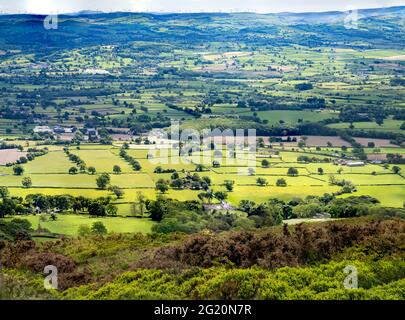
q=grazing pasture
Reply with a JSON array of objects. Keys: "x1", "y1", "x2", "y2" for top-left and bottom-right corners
[
  {"x1": 5, "y1": 214, "x2": 154, "y2": 236},
  {"x1": 3, "y1": 143, "x2": 404, "y2": 209}
]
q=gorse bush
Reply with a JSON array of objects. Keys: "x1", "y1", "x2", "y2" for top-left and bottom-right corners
[{"x1": 62, "y1": 259, "x2": 405, "y2": 300}]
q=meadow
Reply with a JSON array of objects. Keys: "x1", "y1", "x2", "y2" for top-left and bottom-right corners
[{"x1": 4, "y1": 214, "x2": 154, "y2": 236}]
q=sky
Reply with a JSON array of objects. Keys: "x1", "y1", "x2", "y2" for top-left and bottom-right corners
[{"x1": 0, "y1": 0, "x2": 403, "y2": 14}]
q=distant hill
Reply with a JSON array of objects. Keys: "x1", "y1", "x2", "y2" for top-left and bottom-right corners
[{"x1": 0, "y1": 6, "x2": 403, "y2": 53}]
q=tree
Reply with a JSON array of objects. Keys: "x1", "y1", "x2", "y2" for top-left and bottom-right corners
[
  {"x1": 155, "y1": 179, "x2": 169, "y2": 194},
  {"x1": 72, "y1": 196, "x2": 89, "y2": 214},
  {"x1": 106, "y1": 204, "x2": 118, "y2": 216},
  {"x1": 212, "y1": 161, "x2": 220, "y2": 168},
  {"x1": 109, "y1": 185, "x2": 124, "y2": 199},
  {"x1": 287, "y1": 167, "x2": 298, "y2": 176},
  {"x1": 0, "y1": 198, "x2": 16, "y2": 218},
  {"x1": 88, "y1": 166, "x2": 96, "y2": 175},
  {"x1": 91, "y1": 222, "x2": 107, "y2": 235},
  {"x1": 256, "y1": 177, "x2": 268, "y2": 186},
  {"x1": 0, "y1": 187, "x2": 9, "y2": 200},
  {"x1": 195, "y1": 164, "x2": 206, "y2": 172},
  {"x1": 146, "y1": 197, "x2": 174, "y2": 222},
  {"x1": 53, "y1": 195, "x2": 73, "y2": 211},
  {"x1": 96, "y1": 173, "x2": 110, "y2": 190},
  {"x1": 79, "y1": 163, "x2": 87, "y2": 173},
  {"x1": 214, "y1": 191, "x2": 228, "y2": 202},
  {"x1": 224, "y1": 180, "x2": 235, "y2": 192},
  {"x1": 170, "y1": 178, "x2": 184, "y2": 189},
  {"x1": 13, "y1": 164, "x2": 24, "y2": 176},
  {"x1": 22, "y1": 177, "x2": 32, "y2": 188},
  {"x1": 293, "y1": 203, "x2": 323, "y2": 218},
  {"x1": 113, "y1": 165, "x2": 122, "y2": 174},
  {"x1": 295, "y1": 82, "x2": 313, "y2": 91},
  {"x1": 198, "y1": 190, "x2": 214, "y2": 204},
  {"x1": 276, "y1": 178, "x2": 287, "y2": 187},
  {"x1": 261, "y1": 159, "x2": 270, "y2": 168},
  {"x1": 318, "y1": 168, "x2": 324, "y2": 175},
  {"x1": 88, "y1": 202, "x2": 106, "y2": 217},
  {"x1": 239, "y1": 200, "x2": 256, "y2": 214},
  {"x1": 202, "y1": 176, "x2": 211, "y2": 186},
  {"x1": 392, "y1": 166, "x2": 401, "y2": 174},
  {"x1": 136, "y1": 192, "x2": 146, "y2": 217},
  {"x1": 69, "y1": 167, "x2": 78, "y2": 174},
  {"x1": 26, "y1": 194, "x2": 50, "y2": 211}
]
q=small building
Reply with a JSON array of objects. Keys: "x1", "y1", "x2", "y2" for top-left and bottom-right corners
[
  {"x1": 81, "y1": 128, "x2": 99, "y2": 141},
  {"x1": 347, "y1": 161, "x2": 365, "y2": 167}
]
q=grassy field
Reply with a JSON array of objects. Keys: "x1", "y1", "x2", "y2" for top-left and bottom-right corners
[
  {"x1": 2, "y1": 143, "x2": 405, "y2": 208},
  {"x1": 328, "y1": 118, "x2": 405, "y2": 134},
  {"x1": 6, "y1": 214, "x2": 155, "y2": 236}
]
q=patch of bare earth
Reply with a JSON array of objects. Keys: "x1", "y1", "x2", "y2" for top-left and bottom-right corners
[
  {"x1": 367, "y1": 154, "x2": 387, "y2": 161},
  {"x1": 354, "y1": 138, "x2": 398, "y2": 148},
  {"x1": 0, "y1": 149, "x2": 27, "y2": 165}
]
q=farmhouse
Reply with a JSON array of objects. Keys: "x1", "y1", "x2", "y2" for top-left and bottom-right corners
[
  {"x1": 81, "y1": 128, "x2": 99, "y2": 141},
  {"x1": 33, "y1": 125, "x2": 76, "y2": 135}
]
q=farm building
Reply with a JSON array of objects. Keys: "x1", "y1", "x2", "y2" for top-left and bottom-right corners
[
  {"x1": 33, "y1": 126, "x2": 53, "y2": 133},
  {"x1": 347, "y1": 161, "x2": 365, "y2": 167}
]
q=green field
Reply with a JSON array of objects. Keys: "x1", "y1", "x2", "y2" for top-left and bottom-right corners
[
  {"x1": 328, "y1": 118, "x2": 405, "y2": 134},
  {"x1": 5, "y1": 214, "x2": 154, "y2": 236},
  {"x1": 2, "y1": 143, "x2": 405, "y2": 210}
]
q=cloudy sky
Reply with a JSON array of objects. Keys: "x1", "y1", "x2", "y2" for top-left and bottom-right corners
[{"x1": 0, "y1": 0, "x2": 403, "y2": 14}]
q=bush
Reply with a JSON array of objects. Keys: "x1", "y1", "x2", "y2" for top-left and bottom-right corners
[
  {"x1": 78, "y1": 225, "x2": 91, "y2": 237},
  {"x1": 91, "y1": 222, "x2": 107, "y2": 235},
  {"x1": 276, "y1": 178, "x2": 287, "y2": 187},
  {"x1": 287, "y1": 167, "x2": 298, "y2": 176}
]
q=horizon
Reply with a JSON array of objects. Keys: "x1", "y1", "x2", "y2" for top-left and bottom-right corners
[
  {"x1": 0, "y1": 5, "x2": 404, "y2": 16},
  {"x1": 0, "y1": 0, "x2": 403, "y2": 15}
]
